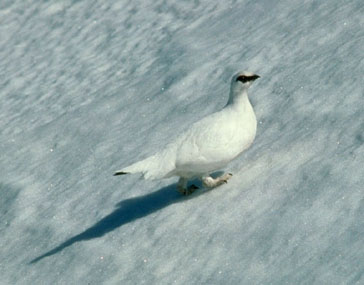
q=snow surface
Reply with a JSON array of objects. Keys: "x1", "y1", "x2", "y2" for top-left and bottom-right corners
[{"x1": 1, "y1": 0, "x2": 363, "y2": 284}]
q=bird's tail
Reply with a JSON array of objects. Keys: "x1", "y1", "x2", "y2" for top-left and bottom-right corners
[
  {"x1": 113, "y1": 171, "x2": 128, "y2": 176},
  {"x1": 114, "y1": 153, "x2": 174, "y2": 180}
]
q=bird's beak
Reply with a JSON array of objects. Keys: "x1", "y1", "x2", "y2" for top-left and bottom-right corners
[{"x1": 251, "y1": 74, "x2": 260, "y2": 81}]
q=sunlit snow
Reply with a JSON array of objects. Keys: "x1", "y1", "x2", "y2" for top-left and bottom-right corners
[{"x1": 1, "y1": 1, "x2": 363, "y2": 284}]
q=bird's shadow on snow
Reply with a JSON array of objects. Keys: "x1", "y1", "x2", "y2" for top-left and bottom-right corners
[{"x1": 29, "y1": 174, "x2": 221, "y2": 264}]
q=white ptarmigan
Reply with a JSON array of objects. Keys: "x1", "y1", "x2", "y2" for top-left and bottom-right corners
[{"x1": 114, "y1": 71, "x2": 260, "y2": 195}]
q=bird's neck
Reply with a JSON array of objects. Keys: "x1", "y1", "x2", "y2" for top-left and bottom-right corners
[{"x1": 226, "y1": 89, "x2": 252, "y2": 112}]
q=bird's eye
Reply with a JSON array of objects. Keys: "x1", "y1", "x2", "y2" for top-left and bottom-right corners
[{"x1": 236, "y1": 75, "x2": 248, "y2": 83}]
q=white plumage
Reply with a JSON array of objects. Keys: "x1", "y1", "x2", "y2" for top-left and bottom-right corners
[{"x1": 114, "y1": 71, "x2": 260, "y2": 194}]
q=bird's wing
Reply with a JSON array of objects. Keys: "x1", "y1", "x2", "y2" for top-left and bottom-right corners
[
  {"x1": 115, "y1": 108, "x2": 246, "y2": 179},
  {"x1": 173, "y1": 109, "x2": 240, "y2": 171}
]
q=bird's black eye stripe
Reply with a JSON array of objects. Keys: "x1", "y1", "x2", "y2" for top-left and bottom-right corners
[
  {"x1": 236, "y1": 74, "x2": 260, "y2": 83},
  {"x1": 236, "y1": 75, "x2": 248, "y2": 83}
]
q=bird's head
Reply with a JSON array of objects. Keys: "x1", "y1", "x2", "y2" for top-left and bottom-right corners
[{"x1": 231, "y1": 71, "x2": 260, "y2": 92}]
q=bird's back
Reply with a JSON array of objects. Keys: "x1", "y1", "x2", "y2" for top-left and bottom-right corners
[{"x1": 172, "y1": 103, "x2": 257, "y2": 178}]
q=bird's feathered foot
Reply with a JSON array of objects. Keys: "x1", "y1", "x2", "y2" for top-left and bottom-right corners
[
  {"x1": 177, "y1": 177, "x2": 199, "y2": 195},
  {"x1": 202, "y1": 173, "x2": 233, "y2": 188},
  {"x1": 178, "y1": 184, "x2": 199, "y2": 196}
]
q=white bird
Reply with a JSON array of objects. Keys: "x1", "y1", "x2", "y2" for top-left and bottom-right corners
[{"x1": 114, "y1": 71, "x2": 260, "y2": 195}]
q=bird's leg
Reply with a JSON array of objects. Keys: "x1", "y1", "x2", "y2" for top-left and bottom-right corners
[
  {"x1": 202, "y1": 173, "x2": 233, "y2": 188},
  {"x1": 177, "y1": 177, "x2": 187, "y2": 194},
  {"x1": 177, "y1": 177, "x2": 198, "y2": 195}
]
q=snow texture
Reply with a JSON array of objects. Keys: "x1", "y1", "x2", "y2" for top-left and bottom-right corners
[{"x1": 1, "y1": 0, "x2": 363, "y2": 284}]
